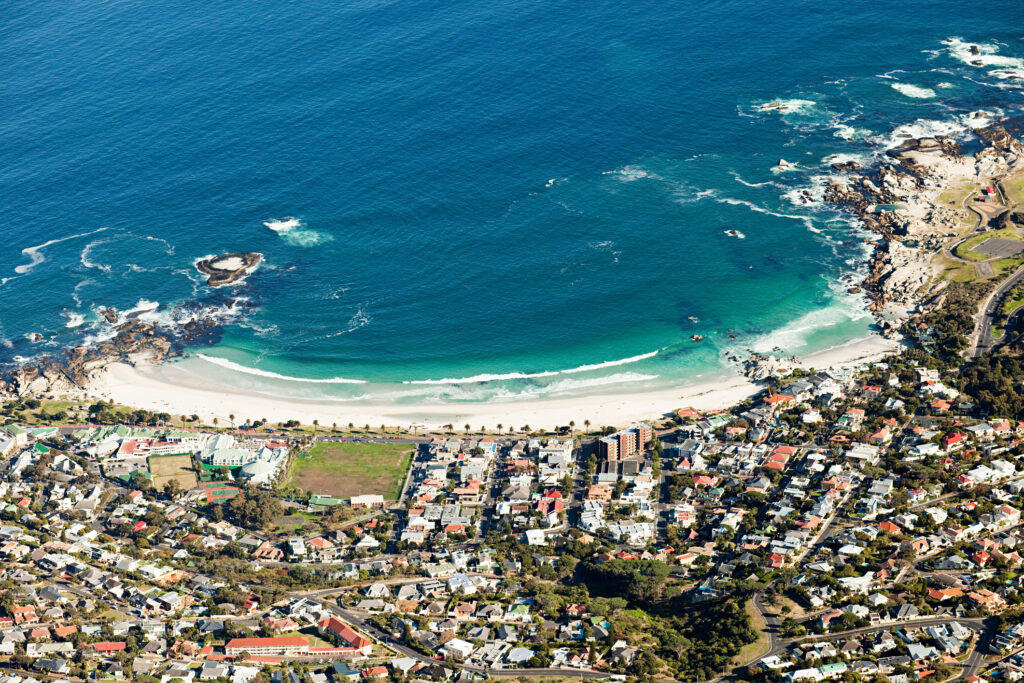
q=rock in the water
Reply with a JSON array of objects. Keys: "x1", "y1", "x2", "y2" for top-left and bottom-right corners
[{"x1": 196, "y1": 252, "x2": 262, "y2": 287}]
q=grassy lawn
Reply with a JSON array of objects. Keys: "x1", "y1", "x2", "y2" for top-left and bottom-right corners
[
  {"x1": 938, "y1": 181, "x2": 978, "y2": 207},
  {"x1": 97, "y1": 609, "x2": 129, "y2": 622},
  {"x1": 733, "y1": 598, "x2": 771, "y2": 669},
  {"x1": 299, "y1": 628, "x2": 335, "y2": 649},
  {"x1": 148, "y1": 454, "x2": 198, "y2": 491},
  {"x1": 287, "y1": 442, "x2": 413, "y2": 500},
  {"x1": 1003, "y1": 171, "x2": 1024, "y2": 205}
]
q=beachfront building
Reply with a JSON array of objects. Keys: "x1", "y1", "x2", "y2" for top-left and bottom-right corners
[
  {"x1": 598, "y1": 423, "x2": 653, "y2": 461},
  {"x1": 201, "y1": 434, "x2": 256, "y2": 467}
]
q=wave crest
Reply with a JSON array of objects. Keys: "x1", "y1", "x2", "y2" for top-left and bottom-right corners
[{"x1": 196, "y1": 354, "x2": 367, "y2": 384}]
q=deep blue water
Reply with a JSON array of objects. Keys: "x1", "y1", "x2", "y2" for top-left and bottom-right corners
[{"x1": 2, "y1": 0, "x2": 1023, "y2": 402}]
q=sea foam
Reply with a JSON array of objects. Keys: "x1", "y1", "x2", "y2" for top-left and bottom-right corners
[
  {"x1": 890, "y1": 82, "x2": 936, "y2": 99},
  {"x1": 944, "y1": 37, "x2": 1024, "y2": 80},
  {"x1": 12, "y1": 227, "x2": 110, "y2": 277},
  {"x1": 264, "y1": 217, "x2": 333, "y2": 247}
]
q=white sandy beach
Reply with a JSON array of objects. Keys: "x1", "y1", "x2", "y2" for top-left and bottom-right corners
[{"x1": 78, "y1": 334, "x2": 900, "y2": 431}]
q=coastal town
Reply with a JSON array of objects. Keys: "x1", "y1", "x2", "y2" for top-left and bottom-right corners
[
  {"x1": 2, "y1": 34, "x2": 1024, "y2": 683},
  {"x1": 7, "y1": 278, "x2": 1024, "y2": 683}
]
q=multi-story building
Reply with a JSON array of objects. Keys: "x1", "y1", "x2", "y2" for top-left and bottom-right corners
[{"x1": 598, "y1": 423, "x2": 652, "y2": 461}]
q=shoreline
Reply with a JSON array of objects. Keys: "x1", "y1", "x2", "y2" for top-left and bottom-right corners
[
  {"x1": 11, "y1": 120, "x2": 1021, "y2": 427},
  {"x1": 74, "y1": 334, "x2": 899, "y2": 431}
]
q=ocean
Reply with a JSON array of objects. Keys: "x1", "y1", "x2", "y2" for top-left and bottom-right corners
[{"x1": 2, "y1": 0, "x2": 1023, "y2": 405}]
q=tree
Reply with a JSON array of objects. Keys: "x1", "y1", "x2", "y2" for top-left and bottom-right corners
[
  {"x1": 227, "y1": 486, "x2": 283, "y2": 529},
  {"x1": 584, "y1": 419, "x2": 591, "y2": 432},
  {"x1": 163, "y1": 478, "x2": 182, "y2": 499},
  {"x1": 582, "y1": 559, "x2": 671, "y2": 604}
]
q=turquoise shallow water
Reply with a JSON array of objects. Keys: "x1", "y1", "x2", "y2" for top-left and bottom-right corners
[{"x1": 1, "y1": 1, "x2": 1023, "y2": 402}]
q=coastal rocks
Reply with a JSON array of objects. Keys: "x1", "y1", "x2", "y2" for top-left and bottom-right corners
[
  {"x1": 743, "y1": 355, "x2": 794, "y2": 381},
  {"x1": 831, "y1": 160, "x2": 861, "y2": 172},
  {"x1": 196, "y1": 252, "x2": 262, "y2": 287},
  {"x1": 100, "y1": 307, "x2": 118, "y2": 324},
  {"x1": 773, "y1": 159, "x2": 796, "y2": 172},
  {"x1": 976, "y1": 125, "x2": 1024, "y2": 158},
  {"x1": 824, "y1": 180, "x2": 869, "y2": 212},
  {"x1": 0, "y1": 297, "x2": 240, "y2": 399},
  {"x1": 869, "y1": 242, "x2": 934, "y2": 308},
  {"x1": 790, "y1": 189, "x2": 818, "y2": 205}
]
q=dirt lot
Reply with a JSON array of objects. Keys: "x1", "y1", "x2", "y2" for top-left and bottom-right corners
[{"x1": 148, "y1": 454, "x2": 198, "y2": 491}]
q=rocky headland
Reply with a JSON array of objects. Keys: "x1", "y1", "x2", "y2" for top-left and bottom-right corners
[{"x1": 823, "y1": 118, "x2": 1024, "y2": 337}]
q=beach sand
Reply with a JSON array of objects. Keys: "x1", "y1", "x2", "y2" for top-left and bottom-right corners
[{"x1": 79, "y1": 334, "x2": 900, "y2": 431}]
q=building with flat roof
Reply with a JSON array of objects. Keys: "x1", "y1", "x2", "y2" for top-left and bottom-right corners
[
  {"x1": 598, "y1": 423, "x2": 652, "y2": 461},
  {"x1": 225, "y1": 637, "x2": 309, "y2": 656}
]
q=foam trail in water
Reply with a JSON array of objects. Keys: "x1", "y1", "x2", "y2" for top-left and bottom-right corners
[
  {"x1": 80, "y1": 239, "x2": 114, "y2": 273},
  {"x1": 10, "y1": 227, "x2": 110, "y2": 278}
]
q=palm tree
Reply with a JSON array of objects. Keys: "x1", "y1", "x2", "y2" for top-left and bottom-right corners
[
  {"x1": 213, "y1": 417, "x2": 219, "y2": 427},
  {"x1": 584, "y1": 419, "x2": 591, "y2": 433},
  {"x1": 464, "y1": 423, "x2": 471, "y2": 434},
  {"x1": 521, "y1": 424, "x2": 530, "y2": 434},
  {"x1": 497, "y1": 423, "x2": 503, "y2": 433},
  {"x1": 312, "y1": 419, "x2": 319, "y2": 436},
  {"x1": 229, "y1": 413, "x2": 235, "y2": 426}
]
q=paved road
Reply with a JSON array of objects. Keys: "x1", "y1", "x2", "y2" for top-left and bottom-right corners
[
  {"x1": 969, "y1": 262, "x2": 1024, "y2": 358},
  {"x1": 958, "y1": 617, "x2": 999, "y2": 680}
]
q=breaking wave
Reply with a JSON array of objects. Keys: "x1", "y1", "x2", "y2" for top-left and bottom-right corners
[
  {"x1": 403, "y1": 349, "x2": 661, "y2": 385},
  {"x1": 264, "y1": 217, "x2": 334, "y2": 247},
  {"x1": 196, "y1": 353, "x2": 367, "y2": 384}
]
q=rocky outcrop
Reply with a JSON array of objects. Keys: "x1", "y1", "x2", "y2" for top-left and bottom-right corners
[
  {"x1": 825, "y1": 119, "x2": 1020, "y2": 320},
  {"x1": 196, "y1": 252, "x2": 262, "y2": 287},
  {"x1": 743, "y1": 355, "x2": 795, "y2": 381},
  {"x1": 0, "y1": 303, "x2": 236, "y2": 398}
]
